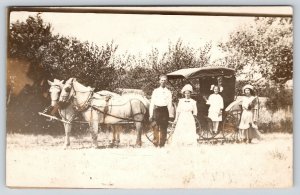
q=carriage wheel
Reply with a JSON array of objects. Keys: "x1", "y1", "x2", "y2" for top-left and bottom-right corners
[
  {"x1": 145, "y1": 121, "x2": 174, "y2": 145},
  {"x1": 145, "y1": 129, "x2": 155, "y2": 144},
  {"x1": 194, "y1": 116, "x2": 201, "y2": 136},
  {"x1": 145, "y1": 102, "x2": 177, "y2": 145},
  {"x1": 222, "y1": 112, "x2": 240, "y2": 142},
  {"x1": 198, "y1": 116, "x2": 216, "y2": 140},
  {"x1": 257, "y1": 127, "x2": 264, "y2": 134}
]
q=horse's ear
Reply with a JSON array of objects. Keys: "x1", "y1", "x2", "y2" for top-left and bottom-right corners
[
  {"x1": 48, "y1": 80, "x2": 53, "y2": 85},
  {"x1": 66, "y1": 78, "x2": 73, "y2": 84},
  {"x1": 59, "y1": 80, "x2": 64, "y2": 89}
]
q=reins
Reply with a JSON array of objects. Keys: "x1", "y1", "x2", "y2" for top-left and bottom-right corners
[
  {"x1": 92, "y1": 104, "x2": 145, "y2": 123},
  {"x1": 63, "y1": 81, "x2": 148, "y2": 123}
]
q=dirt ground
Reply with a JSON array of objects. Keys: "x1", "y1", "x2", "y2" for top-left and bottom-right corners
[{"x1": 6, "y1": 132, "x2": 292, "y2": 189}]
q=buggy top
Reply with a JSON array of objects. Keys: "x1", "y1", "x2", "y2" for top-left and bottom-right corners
[
  {"x1": 167, "y1": 67, "x2": 235, "y2": 80},
  {"x1": 166, "y1": 67, "x2": 236, "y2": 116}
]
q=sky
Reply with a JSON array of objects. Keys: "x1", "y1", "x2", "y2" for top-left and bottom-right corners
[{"x1": 9, "y1": 9, "x2": 260, "y2": 61}]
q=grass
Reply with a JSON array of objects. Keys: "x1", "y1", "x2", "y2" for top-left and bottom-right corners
[
  {"x1": 269, "y1": 149, "x2": 287, "y2": 160},
  {"x1": 257, "y1": 107, "x2": 293, "y2": 133},
  {"x1": 6, "y1": 132, "x2": 293, "y2": 188},
  {"x1": 6, "y1": 131, "x2": 154, "y2": 149}
]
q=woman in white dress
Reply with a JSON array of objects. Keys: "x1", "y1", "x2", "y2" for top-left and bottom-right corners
[
  {"x1": 170, "y1": 84, "x2": 198, "y2": 147},
  {"x1": 206, "y1": 85, "x2": 224, "y2": 134},
  {"x1": 238, "y1": 84, "x2": 261, "y2": 143}
]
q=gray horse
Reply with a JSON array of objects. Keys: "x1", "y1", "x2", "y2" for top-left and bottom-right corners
[
  {"x1": 59, "y1": 78, "x2": 150, "y2": 147},
  {"x1": 47, "y1": 79, "x2": 76, "y2": 148}
]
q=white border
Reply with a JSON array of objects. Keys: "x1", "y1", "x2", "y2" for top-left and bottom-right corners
[{"x1": 1, "y1": 1, "x2": 298, "y2": 195}]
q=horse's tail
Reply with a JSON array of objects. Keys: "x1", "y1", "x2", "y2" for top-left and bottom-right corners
[{"x1": 141, "y1": 101, "x2": 150, "y2": 133}]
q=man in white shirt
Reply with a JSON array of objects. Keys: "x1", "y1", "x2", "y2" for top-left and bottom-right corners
[{"x1": 149, "y1": 75, "x2": 173, "y2": 147}]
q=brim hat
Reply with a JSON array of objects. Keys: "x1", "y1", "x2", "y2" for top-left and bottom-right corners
[
  {"x1": 243, "y1": 84, "x2": 254, "y2": 92},
  {"x1": 181, "y1": 84, "x2": 193, "y2": 94}
]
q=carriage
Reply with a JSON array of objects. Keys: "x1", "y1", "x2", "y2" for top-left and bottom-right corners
[
  {"x1": 146, "y1": 67, "x2": 258, "y2": 144},
  {"x1": 42, "y1": 67, "x2": 259, "y2": 148}
]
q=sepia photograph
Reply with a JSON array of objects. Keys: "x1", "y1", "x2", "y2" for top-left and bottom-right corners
[{"x1": 6, "y1": 6, "x2": 293, "y2": 188}]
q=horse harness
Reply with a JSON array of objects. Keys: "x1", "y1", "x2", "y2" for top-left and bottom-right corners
[
  {"x1": 92, "y1": 97, "x2": 146, "y2": 123},
  {"x1": 103, "y1": 95, "x2": 112, "y2": 123},
  {"x1": 93, "y1": 96, "x2": 144, "y2": 123},
  {"x1": 67, "y1": 82, "x2": 146, "y2": 123},
  {"x1": 71, "y1": 84, "x2": 94, "y2": 112}
]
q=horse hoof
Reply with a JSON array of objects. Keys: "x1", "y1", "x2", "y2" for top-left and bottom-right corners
[
  {"x1": 108, "y1": 142, "x2": 116, "y2": 148},
  {"x1": 135, "y1": 140, "x2": 142, "y2": 146},
  {"x1": 135, "y1": 143, "x2": 142, "y2": 148},
  {"x1": 91, "y1": 143, "x2": 98, "y2": 149},
  {"x1": 112, "y1": 140, "x2": 120, "y2": 145}
]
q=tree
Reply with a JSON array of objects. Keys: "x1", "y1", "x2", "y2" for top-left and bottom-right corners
[
  {"x1": 113, "y1": 39, "x2": 212, "y2": 96},
  {"x1": 8, "y1": 13, "x2": 53, "y2": 61},
  {"x1": 151, "y1": 39, "x2": 212, "y2": 75},
  {"x1": 7, "y1": 13, "x2": 119, "y2": 133},
  {"x1": 40, "y1": 37, "x2": 118, "y2": 91},
  {"x1": 8, "y1": 13, "x2": 54, "y2": 91},
  {"x1": 218, "y1": 17, "x2": 293, "y2": 84},
  {"x1": 8, "y1": 13, "x2": 119, "y2": 92}
]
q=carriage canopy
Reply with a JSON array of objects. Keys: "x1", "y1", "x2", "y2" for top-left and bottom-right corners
[
  {"x1": 167, "y1": 67, "x2": 235, "y2": 80},
  {"x1": 167, "y1": 67, "x2": 236, "y2": 117}
]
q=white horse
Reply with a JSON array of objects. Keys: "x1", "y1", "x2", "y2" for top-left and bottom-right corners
[
  {"x1": 47, "y1": 79, "x2": 124, "y2": 148},
  {"x1": 93, "y1": 90, "x2": 122, "y2": 145},
  {"x1": 59, "y1": 78, "x2": 150, "y2": 147},
  {"x1": 47, "y1": 79, "x2": 76, "y2": 148}
]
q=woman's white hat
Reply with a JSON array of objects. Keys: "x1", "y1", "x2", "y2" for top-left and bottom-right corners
[
  {"x1": 181, "y1": 84, "x2": 193, "y2": 94},
  {"x1": 242, "y1": 84, "x2": 254, "y2": 92}
]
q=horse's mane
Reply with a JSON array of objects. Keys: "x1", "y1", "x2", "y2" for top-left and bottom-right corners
[{"x1": 73, "y1": 80, "x2": 94, "y2": 92}]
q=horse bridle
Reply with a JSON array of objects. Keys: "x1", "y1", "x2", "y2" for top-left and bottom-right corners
[
  {"x1": 49, "y1": 85, "x2": 62, "y2": 101},
  {"x1": 60, "y1": 83, "x2": 74, "y2": 103}
]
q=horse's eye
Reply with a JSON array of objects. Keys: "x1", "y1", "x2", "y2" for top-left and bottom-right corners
[{"x1": 65, "y1": 87, "x2": 71, "y2": 93}]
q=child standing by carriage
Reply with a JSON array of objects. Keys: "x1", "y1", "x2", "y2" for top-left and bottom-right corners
[{"x1": 206, "y1": 85, "x2": 224, "y2": 134}]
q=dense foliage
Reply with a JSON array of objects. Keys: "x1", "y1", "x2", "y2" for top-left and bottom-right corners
[
  {"x1": 8, "y1": 14, "x2": 118, "y2": 91},
  {"x1": 7, "y1": 14, "x2": 293, "y2": 134},
  {"x1": 114, "y1": 40, "x2": 212, "y2": 96},
  {"x1": 218, "y1": 17, "x2": 293, "y2": 84}
]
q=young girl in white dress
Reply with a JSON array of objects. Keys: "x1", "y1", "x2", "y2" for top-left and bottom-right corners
[
  {"x1": 238, "y1": 84, "x2": 261, "y2": 143},
  {"x1": 170, "y1": 84, "x2": 198, "y2": 147},
  {"x1": 206, "y1": 85, "x2": 224, "y2": 134}
]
